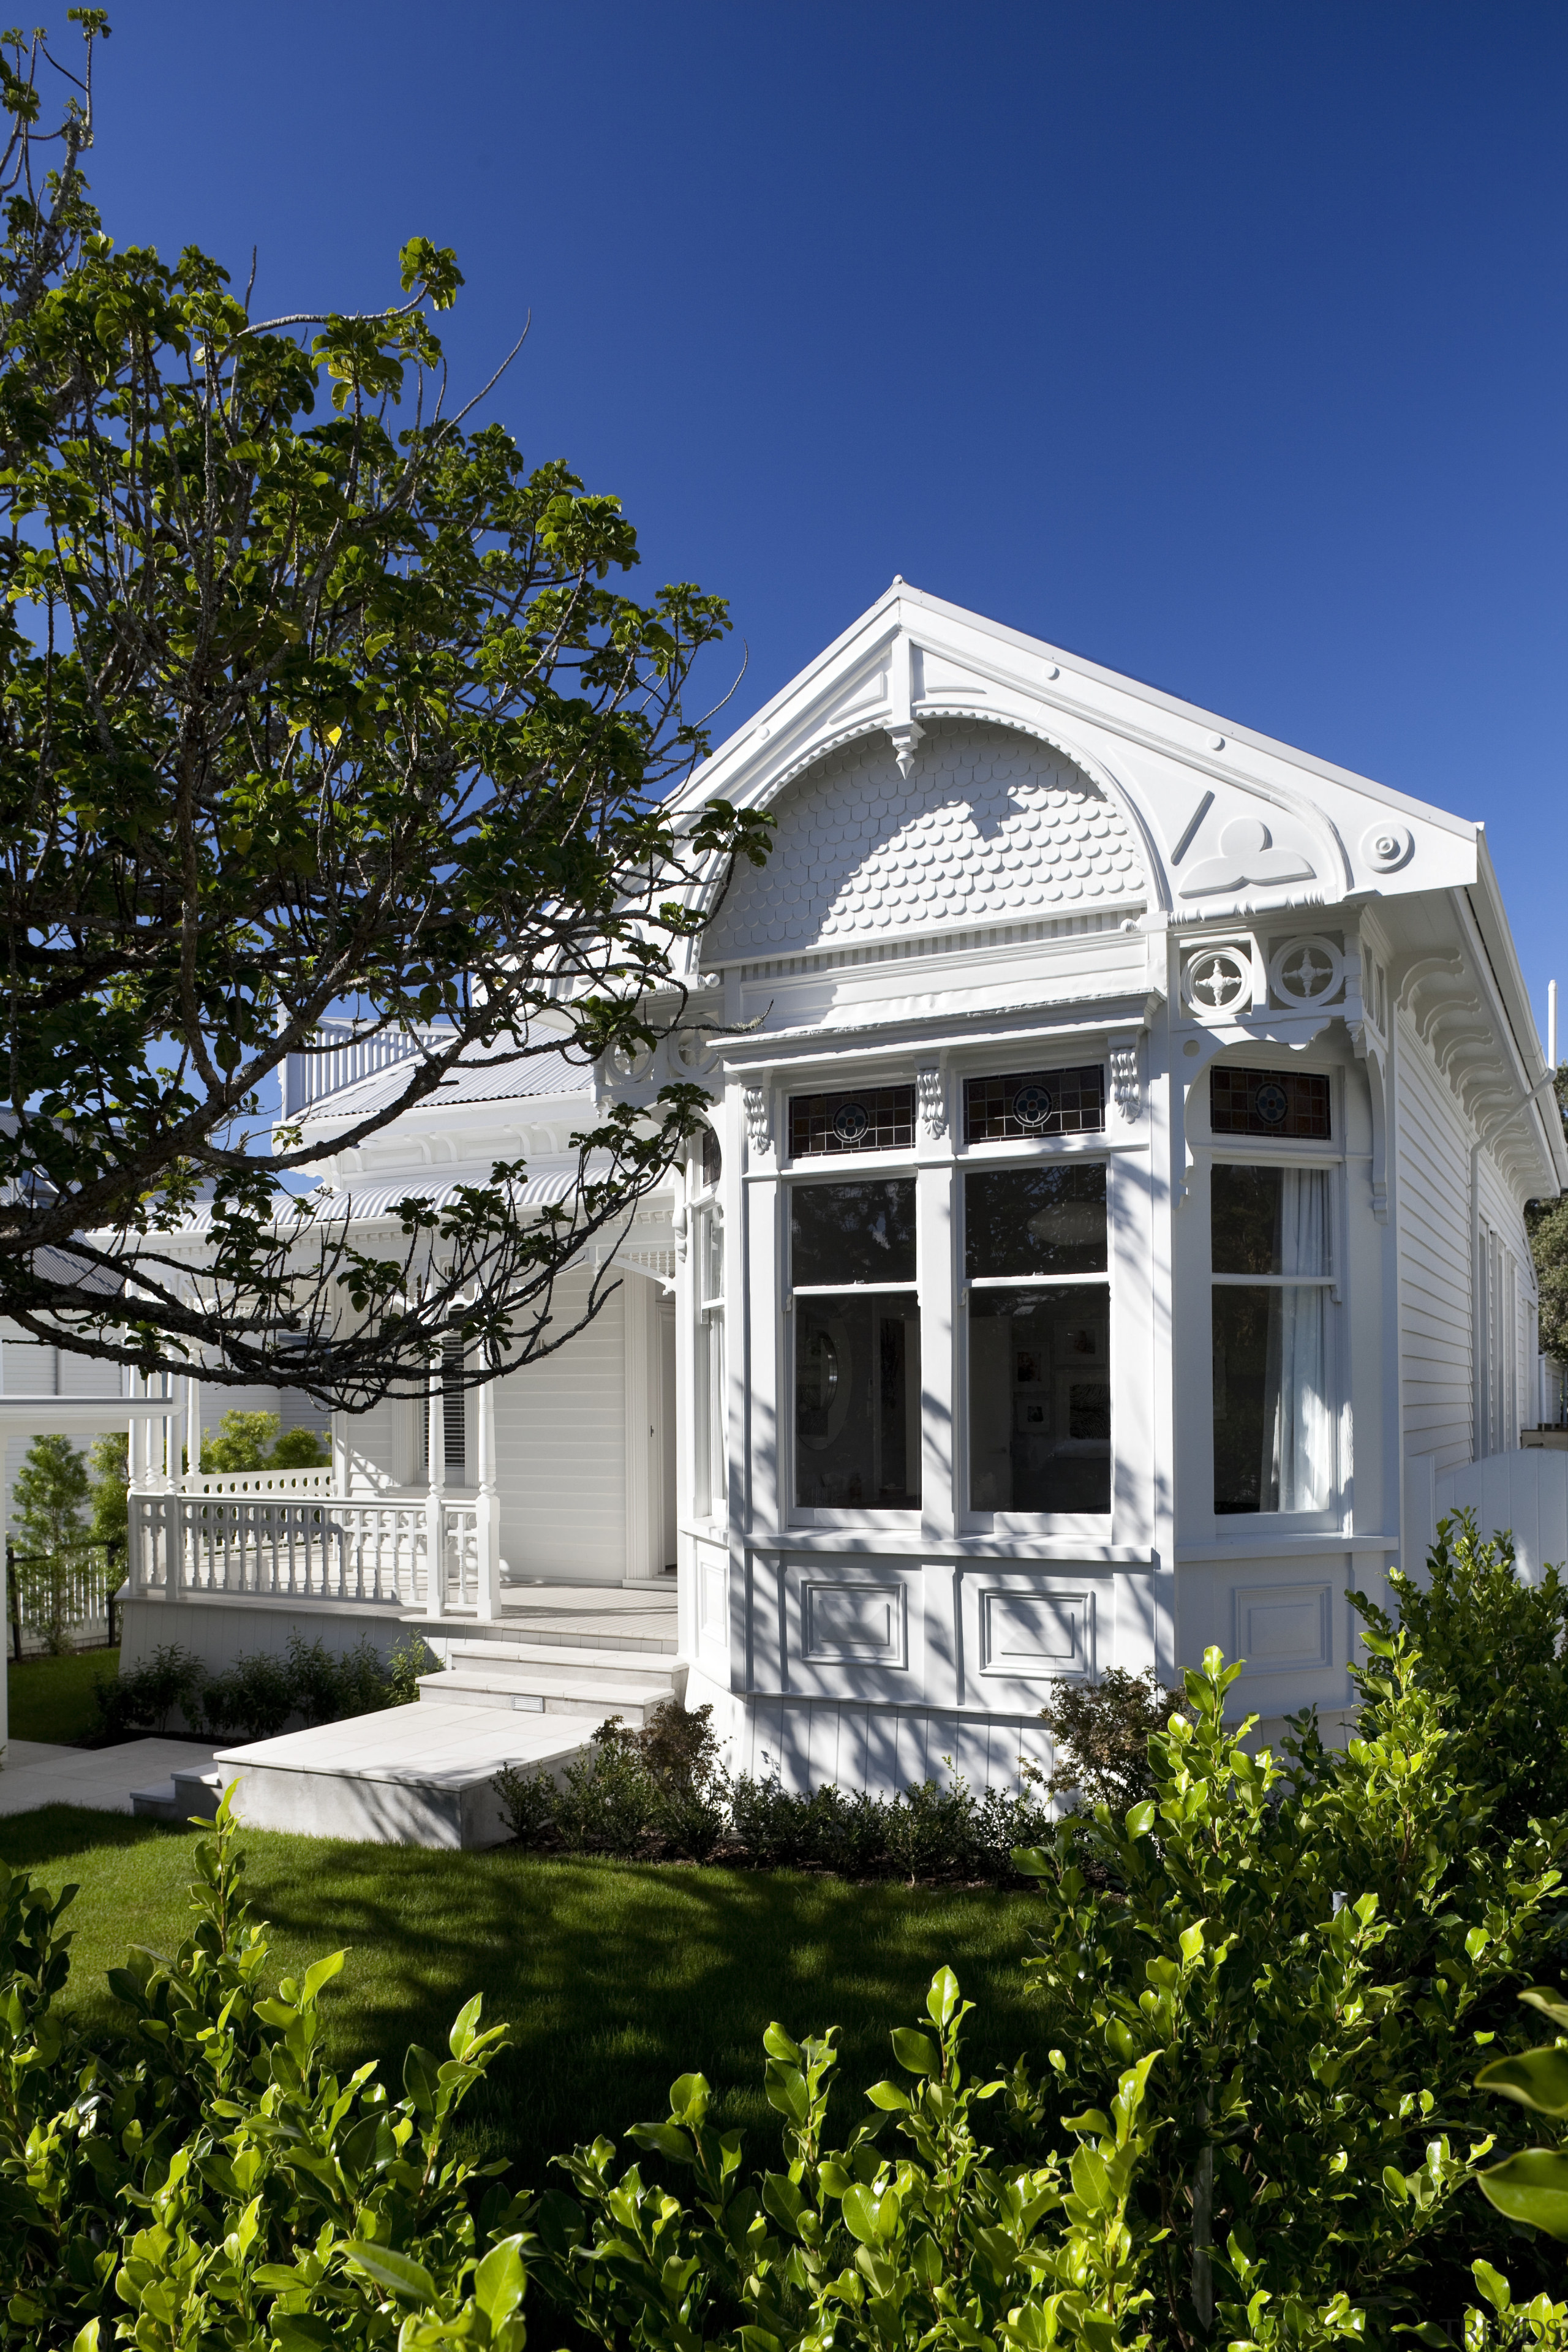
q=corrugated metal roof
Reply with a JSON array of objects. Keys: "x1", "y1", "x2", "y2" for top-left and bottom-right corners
[
  {"x1": 173, "y1": 1168, "x2": 597, "y2": 1233},
  {"x1": 304, "y1": 1045, "x2": 594, "y2": 1121}
]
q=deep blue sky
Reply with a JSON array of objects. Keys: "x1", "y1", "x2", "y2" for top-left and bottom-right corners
[{"x1": 89, "y1": 2, "x2": 1568, "y2": 1044}]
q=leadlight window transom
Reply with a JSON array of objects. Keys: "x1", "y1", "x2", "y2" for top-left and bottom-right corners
[
  {"x1": 1210, "y1": 1066, "x2": 1330, "y2": 1140},
  {"x1": 963, "y1": 1065, "x2": 1106, "y2": 1144},
  {"x1": 789, "y1": 1085, "x2": 915, "y2": 1158}
]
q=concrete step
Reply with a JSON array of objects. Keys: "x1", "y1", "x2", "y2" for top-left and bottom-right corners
[
  {"x1": 214, "y1": 1705, "x2": 600, "y2": 1849},
  {"x1": 130, "y1": 1762, "x2": 228, "y2": 1823},
  {"x1": 443, "y1": 1638, "x2": 678, "y2": 1689},
  {"x1": 418, "y1": 1664, "x2": 676, "y2": 1724}
]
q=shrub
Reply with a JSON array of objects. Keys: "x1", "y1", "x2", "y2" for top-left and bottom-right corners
[
  {"x1": 1035, "y1": 1662, "x2": 1187, "y2": 1812},
  {"x1": 200, "y1": 1645, "x2": 296, "y2": 1740},
  {"x1": 1353, "y1": 1508, "x2": 1568, "y2": 1839},
  {"x1": 94, "y1": 1641, "x2": 208, "y2": 1736},
  {"x1": 197, "y1": 1406, "x2": 329, "y2": 1474},
  {"x1": 384, "y1": 1629, "x2": 440, "y2": 1704}
]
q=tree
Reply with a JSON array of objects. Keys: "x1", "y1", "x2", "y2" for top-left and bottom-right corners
[
  {"x1": 0, "y1": 16, "x2": 769, "y2": 1411},
  {"x1": 9, "y1": 1428, "x2": 89, "y2": 1651},
  {"x1": 1527, "y1": 1066, "x2": 1568, "y2": 1366},
  {"x1": 197, "y1": 1408, "x2": 327, "y2": 1474}
]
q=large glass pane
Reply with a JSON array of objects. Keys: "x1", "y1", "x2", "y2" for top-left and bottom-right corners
[
  {"x1": 1211, "y1": 1165, "x2": 1329, "y2": 1276},
  {"x1": 968, "y1": 1283, "x2": 1110, "y2": 1513},
  {"x1": 791, "y1": 1180, "x2": 916, "y2": 1287},
  {"x1": 965, "y1": 1163, "x2": 1107, "y2": 1280},
  {"x1": 1212, "y1": 1284, "x2": 1330, "y2": 1513},
  {"x1": 795, "y1": 1294, "x2": 921, "y2": 1509}
]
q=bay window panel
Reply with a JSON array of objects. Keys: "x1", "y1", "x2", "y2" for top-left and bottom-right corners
[
  {"x1": 794, "y1": 1294, "x2": 921, "y2": 1509},
  {"x1": 967, "y1": 1283, "x2": 1110, "y2": 1513},
  {"x1": 791, "y1": 1180, "x2": 916, "y2": 1287},
  {"x1": 695, "y1": 1310, "x2": 725, "y2": 1519},
  {"x1": 965, "y1": 1163, "x2": 1107, "y2": 1280},
  {"x1": 1212, "y1": 1163, "x2": 1333, "y2": 1516}
]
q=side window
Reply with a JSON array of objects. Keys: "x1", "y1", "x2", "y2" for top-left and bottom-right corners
[
  {"x1": 693, "y1": 1156, "x2": 725, "y2": 1517},
  {"x1": 1211, "y1": 1164, "x2": 1333, "y2": 1513},
  {"x1": 964, "y1": 1161, "x2": 1110, "y2": 1515}
]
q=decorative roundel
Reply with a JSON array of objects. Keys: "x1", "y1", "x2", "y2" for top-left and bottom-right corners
[
  {"x1": 1254, "y1": 1080, "x2": 1290, "y2": 1127},
  {"x1": 1269, "y1": 934, "x2": 1344, "y2": 1009},
  {"x1": 1362, "y1": 821, "x2": 1413, "y2": 875},
  {"x1": 1012, "y1": 1082, "x2": 1054, "y2": 1128},
  {"x1": 832, "y1": 1100, "x2": 870, "y2": 1145},
  {"x1": 1183, "y1": 945, "x2": 1251, "y2": 1018}
]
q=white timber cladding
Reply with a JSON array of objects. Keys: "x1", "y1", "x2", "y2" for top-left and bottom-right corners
[
  {"x1": 491, "y1": 1275, "x2": 627, "y2": 1583},
  {"x1": 1394, "y1": 1019, "x2": 1477, "y2": 1479},
  {"x1": 138, "y1": 585, "x2": 1562, "y2": 1790}
]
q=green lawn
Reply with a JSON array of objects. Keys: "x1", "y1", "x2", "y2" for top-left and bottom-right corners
[
  {"x1": 0, "y1": 1809, "x2": 1046, "y2": 2187},
  {"x1": 8, "y1": 1646, "x2": 118, "y2": 1744}
]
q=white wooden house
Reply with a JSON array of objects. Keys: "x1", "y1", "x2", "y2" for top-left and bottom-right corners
[{"x1": 108, "y1": 583, "x2": 1566, "y2": 1798}]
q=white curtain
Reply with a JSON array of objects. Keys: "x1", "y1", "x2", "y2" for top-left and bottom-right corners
[{"x1": 1266, "y1": 1169, "x2": 1331, "y2": 1511}]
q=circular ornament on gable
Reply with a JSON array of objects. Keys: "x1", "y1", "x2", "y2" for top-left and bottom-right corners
[
  {"x1": 1012, "y1": 1082, "x2": 1054, "y2": 1128},
  {"x1": 1183, "y1": 945, "x2": 1251, "y2": 1019},
  {"x1": 1269, "y1": 934, "x2": 1344, "y2": 1009},
  {"x1": 1362, "y1": 821, "x2": 1414, "y2": 875},
  {"x1": 832, "y1": 1101, "x2": 870, "y2": 1145},
  {"x1": 1254, "y1": 1080, "x2": 1290, "y2": 1128}
]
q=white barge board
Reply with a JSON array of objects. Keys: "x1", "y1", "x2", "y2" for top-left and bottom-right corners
[{"x1": 215, "y1": 1705, "x2": 601, "y2": 1849}]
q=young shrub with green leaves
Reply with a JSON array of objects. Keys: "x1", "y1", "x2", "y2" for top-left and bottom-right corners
[{"x1": 1013, "y1": 1638, "x2": 1568, "y2": 2343}]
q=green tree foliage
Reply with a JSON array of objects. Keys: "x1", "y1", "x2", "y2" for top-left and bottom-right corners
[
  {"x1": 0, "y1": 17, "x2": 771, "y2": 1411},
  {"x1": 1528, "y1": 1068, "x2": 1568, "y2": 1364},
  {"x1": 197, "y1": 1408, "x2": 328, "y2": 1474},
  {"x1": 9, "y1": 1428, "x2": 89, "y2": 1651},
  {"x1": 85, "y1": 1428, "x2": 127, "y2": 1548}
]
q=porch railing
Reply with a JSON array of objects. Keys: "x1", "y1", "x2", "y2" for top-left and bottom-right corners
[{"x1": 126, "y1": 1485, "x2": 497, "y2": 1615}]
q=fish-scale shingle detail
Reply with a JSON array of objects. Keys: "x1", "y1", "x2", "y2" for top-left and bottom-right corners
[{"x1": 705, "y1": 719, "x2": 1145, "y2": 960}]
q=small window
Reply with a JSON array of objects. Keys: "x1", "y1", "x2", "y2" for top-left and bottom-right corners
[
  {"x1": 1210, "y1": 1066, "x2": 1330, "y2": 1140},
  {"x1": 700, "y1": 1126, "x2": 722, "y2": 1189},
  {"x1": 790, "y1": 1085, "x2": 914, "y2": 1158},
  {"x1": 963, "y1": 1065, "x2": 1105, "y2": 1144}
]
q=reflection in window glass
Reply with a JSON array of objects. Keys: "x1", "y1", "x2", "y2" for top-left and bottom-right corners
[
  {"x1": 795, "y1": 1295, "x2": 921, "y2": 1509},
  {"x1": 965, "y1": 1164, "x2": 1107, "y2": 1280},
  {"x1": 791, "y1": 1181, "x2": 916, "y2": 1287},
  {"x1": 968, "y1": 1285, "x2": 1110, "y2": 1513},
  {"x1": 1212, "y1": 1165, "x2": 1332, "y2": 1514}
]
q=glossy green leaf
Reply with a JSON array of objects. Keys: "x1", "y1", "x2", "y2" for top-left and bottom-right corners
[
  {"x1": 1476, "y1": 2045, "x2": 1568, "y2": 2116},
  {"x1": 1477, "y1": 2149, "x2": 1568, "y2": 2239}
]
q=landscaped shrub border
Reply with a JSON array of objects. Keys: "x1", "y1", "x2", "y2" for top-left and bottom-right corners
[
  {"x1": 493, "y1": 1711, "x2": 1055, "y2": 1882},
  {"x1": 93, "y1": 1630, "x2": 438, "y2": 1743}
]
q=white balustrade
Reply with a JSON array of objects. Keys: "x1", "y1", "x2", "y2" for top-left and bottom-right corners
[{"x1": 127, "y1": 1483, "x2": 491, "y2": 1612}]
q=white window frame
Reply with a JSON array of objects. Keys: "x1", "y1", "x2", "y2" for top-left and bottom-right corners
[
  {"x1": 959, "y1": 1146, "x2": 1115, "y2": 1538},
  {"x1": 785, "y1": 1162, "x2": 922, "y2": 1528},
  {"x1": 691, "y1": 1151, "x2": 727, "y2": 1528},
  {"x1": 1205, "y1": 1134, "x2": 1343, "y2": 1529}
]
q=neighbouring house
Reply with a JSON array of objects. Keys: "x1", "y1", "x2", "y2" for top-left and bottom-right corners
[{"x1": 100, "y1": 582, "x2": 1566, "y2": 1793}]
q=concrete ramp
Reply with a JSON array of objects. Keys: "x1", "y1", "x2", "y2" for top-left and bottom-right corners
[{"x1": 214, "y1": 1705, "x2": 601, "y2": 1849}]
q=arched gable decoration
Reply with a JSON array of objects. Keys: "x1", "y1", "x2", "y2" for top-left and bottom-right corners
[{"x1": 698, "y1": 714, "x2": 1153, "y2": 967}]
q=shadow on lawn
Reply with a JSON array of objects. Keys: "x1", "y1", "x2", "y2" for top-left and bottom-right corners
[
  {"x1": 242, "y1": 1841, "x2": 1046, "y2": 2186},
  {"x1": 0, "y1": 1806, "x2": 181, "y2": 1869}
]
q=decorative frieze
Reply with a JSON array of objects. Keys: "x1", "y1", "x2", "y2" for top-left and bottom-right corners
[
  {"x1": 1109, "y1": 1039, "x2": 1141, "y2": 1123},
  {"x1": 742, "y1": 1084, "x2": 773, "y2": 1158},
  {"x1": 916, "y1": 1064, "x2": 948, "y2": 1141}
]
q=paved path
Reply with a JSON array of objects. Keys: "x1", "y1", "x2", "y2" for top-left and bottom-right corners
[{"x1": 0, "y1": 1738, "x2": 220, "y2": 1818}]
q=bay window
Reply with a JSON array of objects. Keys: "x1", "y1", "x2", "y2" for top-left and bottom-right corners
[
  {"x1": 965, "y1": 1161, "x2": 1110, "y2": 1514},
  {"x1": 791, "y1": 1179, "x2": 921, "y2": 1510},
  {"x1": 693, "y1": 1140, "x2": 725, "y2": 1520},
  {"x1": 1211, "y1": 1163, "x2": 1333, "y2": 1513}
]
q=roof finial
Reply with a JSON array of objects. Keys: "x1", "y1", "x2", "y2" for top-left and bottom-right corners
[{"x1": 892, "y1": 574, "x2": 903, "y2": 586}]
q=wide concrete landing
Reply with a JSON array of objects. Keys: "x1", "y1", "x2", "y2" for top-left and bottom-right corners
[
  {"x1": 215, "y1": 1704, "x2": 602, "y2": 1849},
  {"x1": 0, "y1": 1738, "x2": 221, "y2": 1819},
  {"x1": 494, "y1": 1583, "x2": 677, "y2": 1655}
]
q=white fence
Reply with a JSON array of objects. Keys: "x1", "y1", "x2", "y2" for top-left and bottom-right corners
[
  {"x1": 127, "y1": 1487, "x2": 494, "y2": 1614},
  {"x1": 1412, "y1": 1447, "x2": 1568, "y2": 1585}
]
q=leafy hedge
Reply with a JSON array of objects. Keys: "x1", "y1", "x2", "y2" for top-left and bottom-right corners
[
  {"x1": 94, "y1": 1632, "x2": 437, "y2": 1743},
  {"x1": 8, "y1": 1512, "x2": 1568, "y2": 2350},
  {"x1": 494, "y1": 1703, "x2": 1053, "y2": 1880}
]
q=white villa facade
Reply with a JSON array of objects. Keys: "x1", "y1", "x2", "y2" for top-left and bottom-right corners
[{"x1": 97, "y1": 584, "x2": 1565, "y2": 1795}]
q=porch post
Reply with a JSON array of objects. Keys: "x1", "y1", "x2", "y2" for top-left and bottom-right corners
[
  {"x1": 184, "y1": 1373, "x2": 201, "y2": 1485},
  {"x1": 475, "y1": 1373, "x2": 500, "y2": 1621},
  {"x1": 424, "y1": 1351, "x2": 445, "y2": 1619}
]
